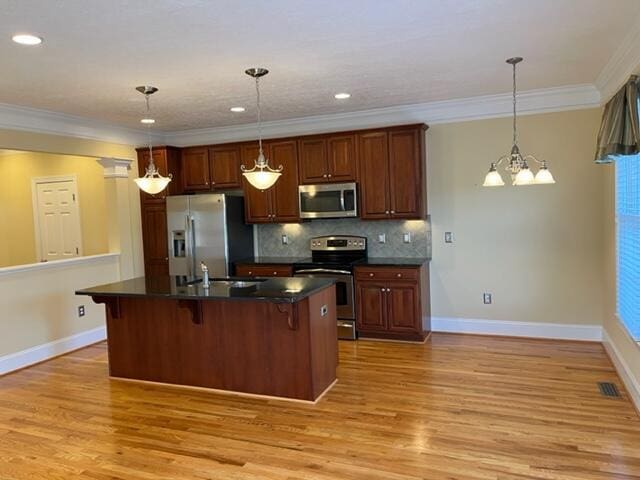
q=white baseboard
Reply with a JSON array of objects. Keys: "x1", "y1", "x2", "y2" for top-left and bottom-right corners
[
  {"x1": 602, "y1": 330, "x2": 640, "y2": 412},
  {"x1": 431, "y1": 317, "x2": 603, "y2": 341},
  {"x1": 0, "y1": 326, "x2": 106, "y2": 376}
]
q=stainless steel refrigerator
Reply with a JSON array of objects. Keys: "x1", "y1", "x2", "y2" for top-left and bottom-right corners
[{"x1": 166, "y1": 194, "x2": 253, "y2": 278}]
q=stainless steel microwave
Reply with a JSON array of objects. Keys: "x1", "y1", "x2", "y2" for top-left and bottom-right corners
[{"x1": 298, "y1": 182, "x2": 358, "y2": 219}]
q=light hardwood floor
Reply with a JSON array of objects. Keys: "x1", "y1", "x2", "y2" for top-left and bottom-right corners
[{"x1": 0, "y1": 334, "x2": 639, "y2": 479}]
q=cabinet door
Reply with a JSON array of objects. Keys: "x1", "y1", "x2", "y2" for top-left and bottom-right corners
[
  {"x1": 356, "y1": 281, "x2": 387, "y2": 331},
  {"x1": 327, "y1": 134, "x2": 356, "y2": 182},
  {"x1": 209, "y1": 145, "x2": 241, "y2": 189},
  {"x1": 298, "y1": 138, "x2": 328, "y2": 184},
  {"x1": 386, "y1": 282, "x2": 420, "y2": 333},
  {"x1": 181, "y1": 147, "x2": 211, "y2": 191},
  {"x1": 141, "y1": 203, "x2": 169, "y2": 275},
  {"x1": 388, "y1": 128, "x2": 423, "y2": 218},
  {"x1": 138, "y1": 149, "x2": 170, "y2": 203},
  {"x1": 270, "y1": 140, "x2": 300, "y2": 222},
  {"x1": 358, "y1": 131, "x2": 390, "y2": 219},
  {"x1": 240, "y1": 143, "x2": 273, "y2": 223}
]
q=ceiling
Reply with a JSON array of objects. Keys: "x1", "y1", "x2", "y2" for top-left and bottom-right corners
[{"x1": 1, "y1": 0, "x2": 639, "y2": 132}]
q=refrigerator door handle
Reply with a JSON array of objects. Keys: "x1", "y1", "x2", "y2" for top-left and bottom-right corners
[
  {"x1": 185, "y1": 215, "x2": 194, "y2": 277},
  {"x1": 189, "y1": 216, "x2": 196, "y2": 277}
]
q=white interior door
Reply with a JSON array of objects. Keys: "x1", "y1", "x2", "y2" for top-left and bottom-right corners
[{"x1": 34, "y1": 178, "x2": 82, "y2": 262}]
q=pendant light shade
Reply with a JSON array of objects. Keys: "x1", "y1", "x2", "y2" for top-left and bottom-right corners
[
  {"x1": 483, "y1": 163, "x2": 505, "y2": 187},
  {"x1": 241, "y1": 68, "x2": 283, "y2": 190},
  {"x1": 482, "y1": 58, "x2": 555, "y2": 187},
  {"x1": 134, "y1": 86, "x2": 172, "y2": 195},
  {"x1": 534, "y1": 162, "x2": 556, "y2": 184}
]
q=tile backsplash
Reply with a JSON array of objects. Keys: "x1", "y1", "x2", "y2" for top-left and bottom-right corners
[{"x1": 257, "y1": 217, "x2": 431, "y2": 258}]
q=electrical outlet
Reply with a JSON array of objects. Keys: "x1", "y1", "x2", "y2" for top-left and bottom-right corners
[
  {"x1": 378, "y1": 233, "x2": 386, "y2": 244},
  {"x1": 445, "y1": 232, "x2": 454, "y2": 243},
  {"x1": 281, "y1": 234, "x2": 289, "y2": 245},
  {"x1": 403, "y1": 232, "x2": 411, "y2": 243},
  {"x1": 483, "y1": 293, "x2": 492, "y2": 305},
  {"x1": 78, "y1": 305, "x2": 85, "y2": 317}
]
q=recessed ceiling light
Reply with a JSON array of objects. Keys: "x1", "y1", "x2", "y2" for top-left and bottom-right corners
[
  {"x1": 230, "y1": 107, "x2": 246, "y2": 113},
  {"x1": 334, "y1": 93, "x2": 351, "y2": 100},
  {"x1": 12, "y1": 34, "x2": 43, "y2": 46},
  {"x1": 140, "y1": 118, "x2": 155, "y2": 124}
]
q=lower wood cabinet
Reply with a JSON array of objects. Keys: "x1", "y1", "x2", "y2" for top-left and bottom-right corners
[
  {"x1": 355, "y1": 265, "x2": 430, "y2": 342},
  {"x1": 235, "y1": 264, "x2": 293, "y2": 277}
]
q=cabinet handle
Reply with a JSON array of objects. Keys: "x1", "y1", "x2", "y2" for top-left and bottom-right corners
[
  {"x1": 369, "y1": 273, "x2": 374, "y2": 277},
  {"x1": 385, "y1": 210, "x2": 390, "y2": 214},
  {"x1": 387, "y1": 288, "x2": 391, "y2": 292},
  {"x1": 273, "y1": 271, "x2": 277, "y2": 275},
  {"x1": 248, "y1": 271, "x2": 253, "y2": 275},
  {"x1": 380, "y1": 288, "x2": 385, "y2": 292},
  {"x1": 396, "y1": 273, "x2": 402, "y2": 278},
  {"x1": 328, "y1": 174, "x2": 332, "y2": 178},
  {"x1": 323, "y1": 174, "x2": 327, "y2": 178},
  {"x1": 390, "y1": 210, "x2": 395, "y2": 214}
]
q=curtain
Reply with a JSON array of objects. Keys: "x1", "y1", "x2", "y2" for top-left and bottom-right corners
[{"x1": 594, "y1": 75, "x2": 640, "y2": 164}]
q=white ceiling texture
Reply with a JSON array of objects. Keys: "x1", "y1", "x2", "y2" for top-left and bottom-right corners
[{"x1": 1, "y1": 0, "x2": 640, "y2": 137}]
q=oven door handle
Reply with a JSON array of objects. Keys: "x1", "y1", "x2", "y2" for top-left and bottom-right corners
[{"x1": 294, "y1": 268, "x2": 352, "y2": 275}]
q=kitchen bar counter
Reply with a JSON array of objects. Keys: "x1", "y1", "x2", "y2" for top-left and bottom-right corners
[
  {"x1": 76, "y1": 275, "x2": 334, "y2": 303},
  {"x1": 76, "y1": 276, "x2": 338, "y2": 402}
]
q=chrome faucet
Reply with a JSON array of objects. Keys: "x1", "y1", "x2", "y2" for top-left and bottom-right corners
[{"x1": 200, "y1": 261, "x2": 209, "y2": 287}]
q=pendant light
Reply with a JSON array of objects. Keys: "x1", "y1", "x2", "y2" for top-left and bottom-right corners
[
  {"x1": 134, "y1": 86, "x2": 172, "y2": 195},
  {"x1": 241, "y1": 68, "x2": 283, "y2": 190},
  {"x1": 483, "y1": 57, "x2": 556, "y2": 187}
]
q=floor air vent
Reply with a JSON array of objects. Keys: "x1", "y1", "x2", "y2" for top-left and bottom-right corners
[{"x1": 598, "y1": 382, "x2": 621, "y2": 398}]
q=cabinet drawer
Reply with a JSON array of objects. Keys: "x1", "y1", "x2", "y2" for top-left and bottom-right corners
[
  {"x1": 355, "y1": 266, "x2": 419, "y2": 281},
  {"x1": 235, "y1": 264, "x2": 293, "y2": 277}
]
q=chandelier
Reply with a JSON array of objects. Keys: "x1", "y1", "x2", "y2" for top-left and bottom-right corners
[{"x1": 483, "y1": 57, "x2": 555, "y2": 187}]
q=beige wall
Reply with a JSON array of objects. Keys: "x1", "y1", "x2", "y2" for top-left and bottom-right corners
[
  {"x1": 0, "y1": 151, "x2": 109, "y2": 267},
  {"x1": 427, "y1": 108, "x2": 605, "y2": 326}
]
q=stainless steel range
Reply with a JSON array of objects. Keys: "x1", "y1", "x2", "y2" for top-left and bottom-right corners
[{"x1": 293, "y1": 235, "x2": 367, "y2": 340}]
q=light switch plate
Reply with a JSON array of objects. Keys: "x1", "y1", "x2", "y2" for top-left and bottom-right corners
[
  {"x1": 403, "y1": 232, "x2": 411, "y2": 243},
  {"x1": 445, "y1": 232, "x2": 454, "y2": 243},
  {"x1": 281, "y1": 234, "x2": 289, "y2": 245},
  {"x1": 378, "y1": 233, "x2": 386, "y2": 244},
  {"x1": 483, "y1": 293, "x2": 492, "y2": 304},
  {"x1": 78, "y1": 305, "x2": 85, "y2": 317}
]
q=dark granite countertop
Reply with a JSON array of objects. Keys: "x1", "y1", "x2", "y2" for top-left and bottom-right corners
[
  {"x1": 235, "y1": 256, "x2": 430, "y2": 267},
  {"x1": 76, "y1": 276, "x2": 335, "y2": 304},
  {"x1": 235, "y1": 256, "x2": 308, "y2": 265},
  {"x1": 357, "y1": 257, "x2": 430, "y2": 267}
]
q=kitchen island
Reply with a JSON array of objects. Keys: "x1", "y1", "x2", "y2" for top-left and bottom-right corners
[{"x1": 76, "y1": 276, "x2": 337, "y2": 402}]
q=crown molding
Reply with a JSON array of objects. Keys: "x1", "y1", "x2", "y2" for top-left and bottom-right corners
[
  {"x1": 0, "y1": 84, "x2": 601, "y2": 148},
  {"x1": 0, "y1": 102, "x2": 162, "y2": 146},
  {"x1": 595, "y1": 11, "x2": 640, "y2": 102},
  {"x1": 163, "y1": 84, "x2": 601, "y2": 146}
]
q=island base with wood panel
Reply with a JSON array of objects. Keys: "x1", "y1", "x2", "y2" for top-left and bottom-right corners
[{"x1": 77, "y1": 276, "x2": 338, "y2": 402}]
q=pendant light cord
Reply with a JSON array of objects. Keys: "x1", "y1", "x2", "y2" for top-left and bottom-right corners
[
  {"x1": 255, "y1": 76, "x2": 263, "y2": 156},
  {"x1": 512, "y1": 61, "x2": 518, "y2": 147},
  {"x1": 145, "y1": 93, "x2": 155, "y2": 170}
]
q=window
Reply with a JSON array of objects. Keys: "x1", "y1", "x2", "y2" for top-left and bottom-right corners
[{"x1": 616, "y1": 154, "x2": 640, "y2": 340}]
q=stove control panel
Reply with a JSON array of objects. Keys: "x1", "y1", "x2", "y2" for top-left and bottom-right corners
[{"x1": 310, "y1": 235, "x2": 367, "y2": 251}]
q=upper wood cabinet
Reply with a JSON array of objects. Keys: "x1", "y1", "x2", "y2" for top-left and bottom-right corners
[
  {"x1": 358, "y1": 125, "x2": 426, "y2": 220},
  {"x1": 240, "y1": 140, "x2": 300, "y2": 223},
  {"x1": 181, "y1": 147, "x2": 210, "y2": 191},
  {"x1": 209, "y1": 145, "x2": 241, "y2": 189},
  {"x1": 298, "y1": 134, "x2": 356, "y2": 184},
  {"x1": 182, "y1": 145, "x2": 242, "y2": 192}
]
